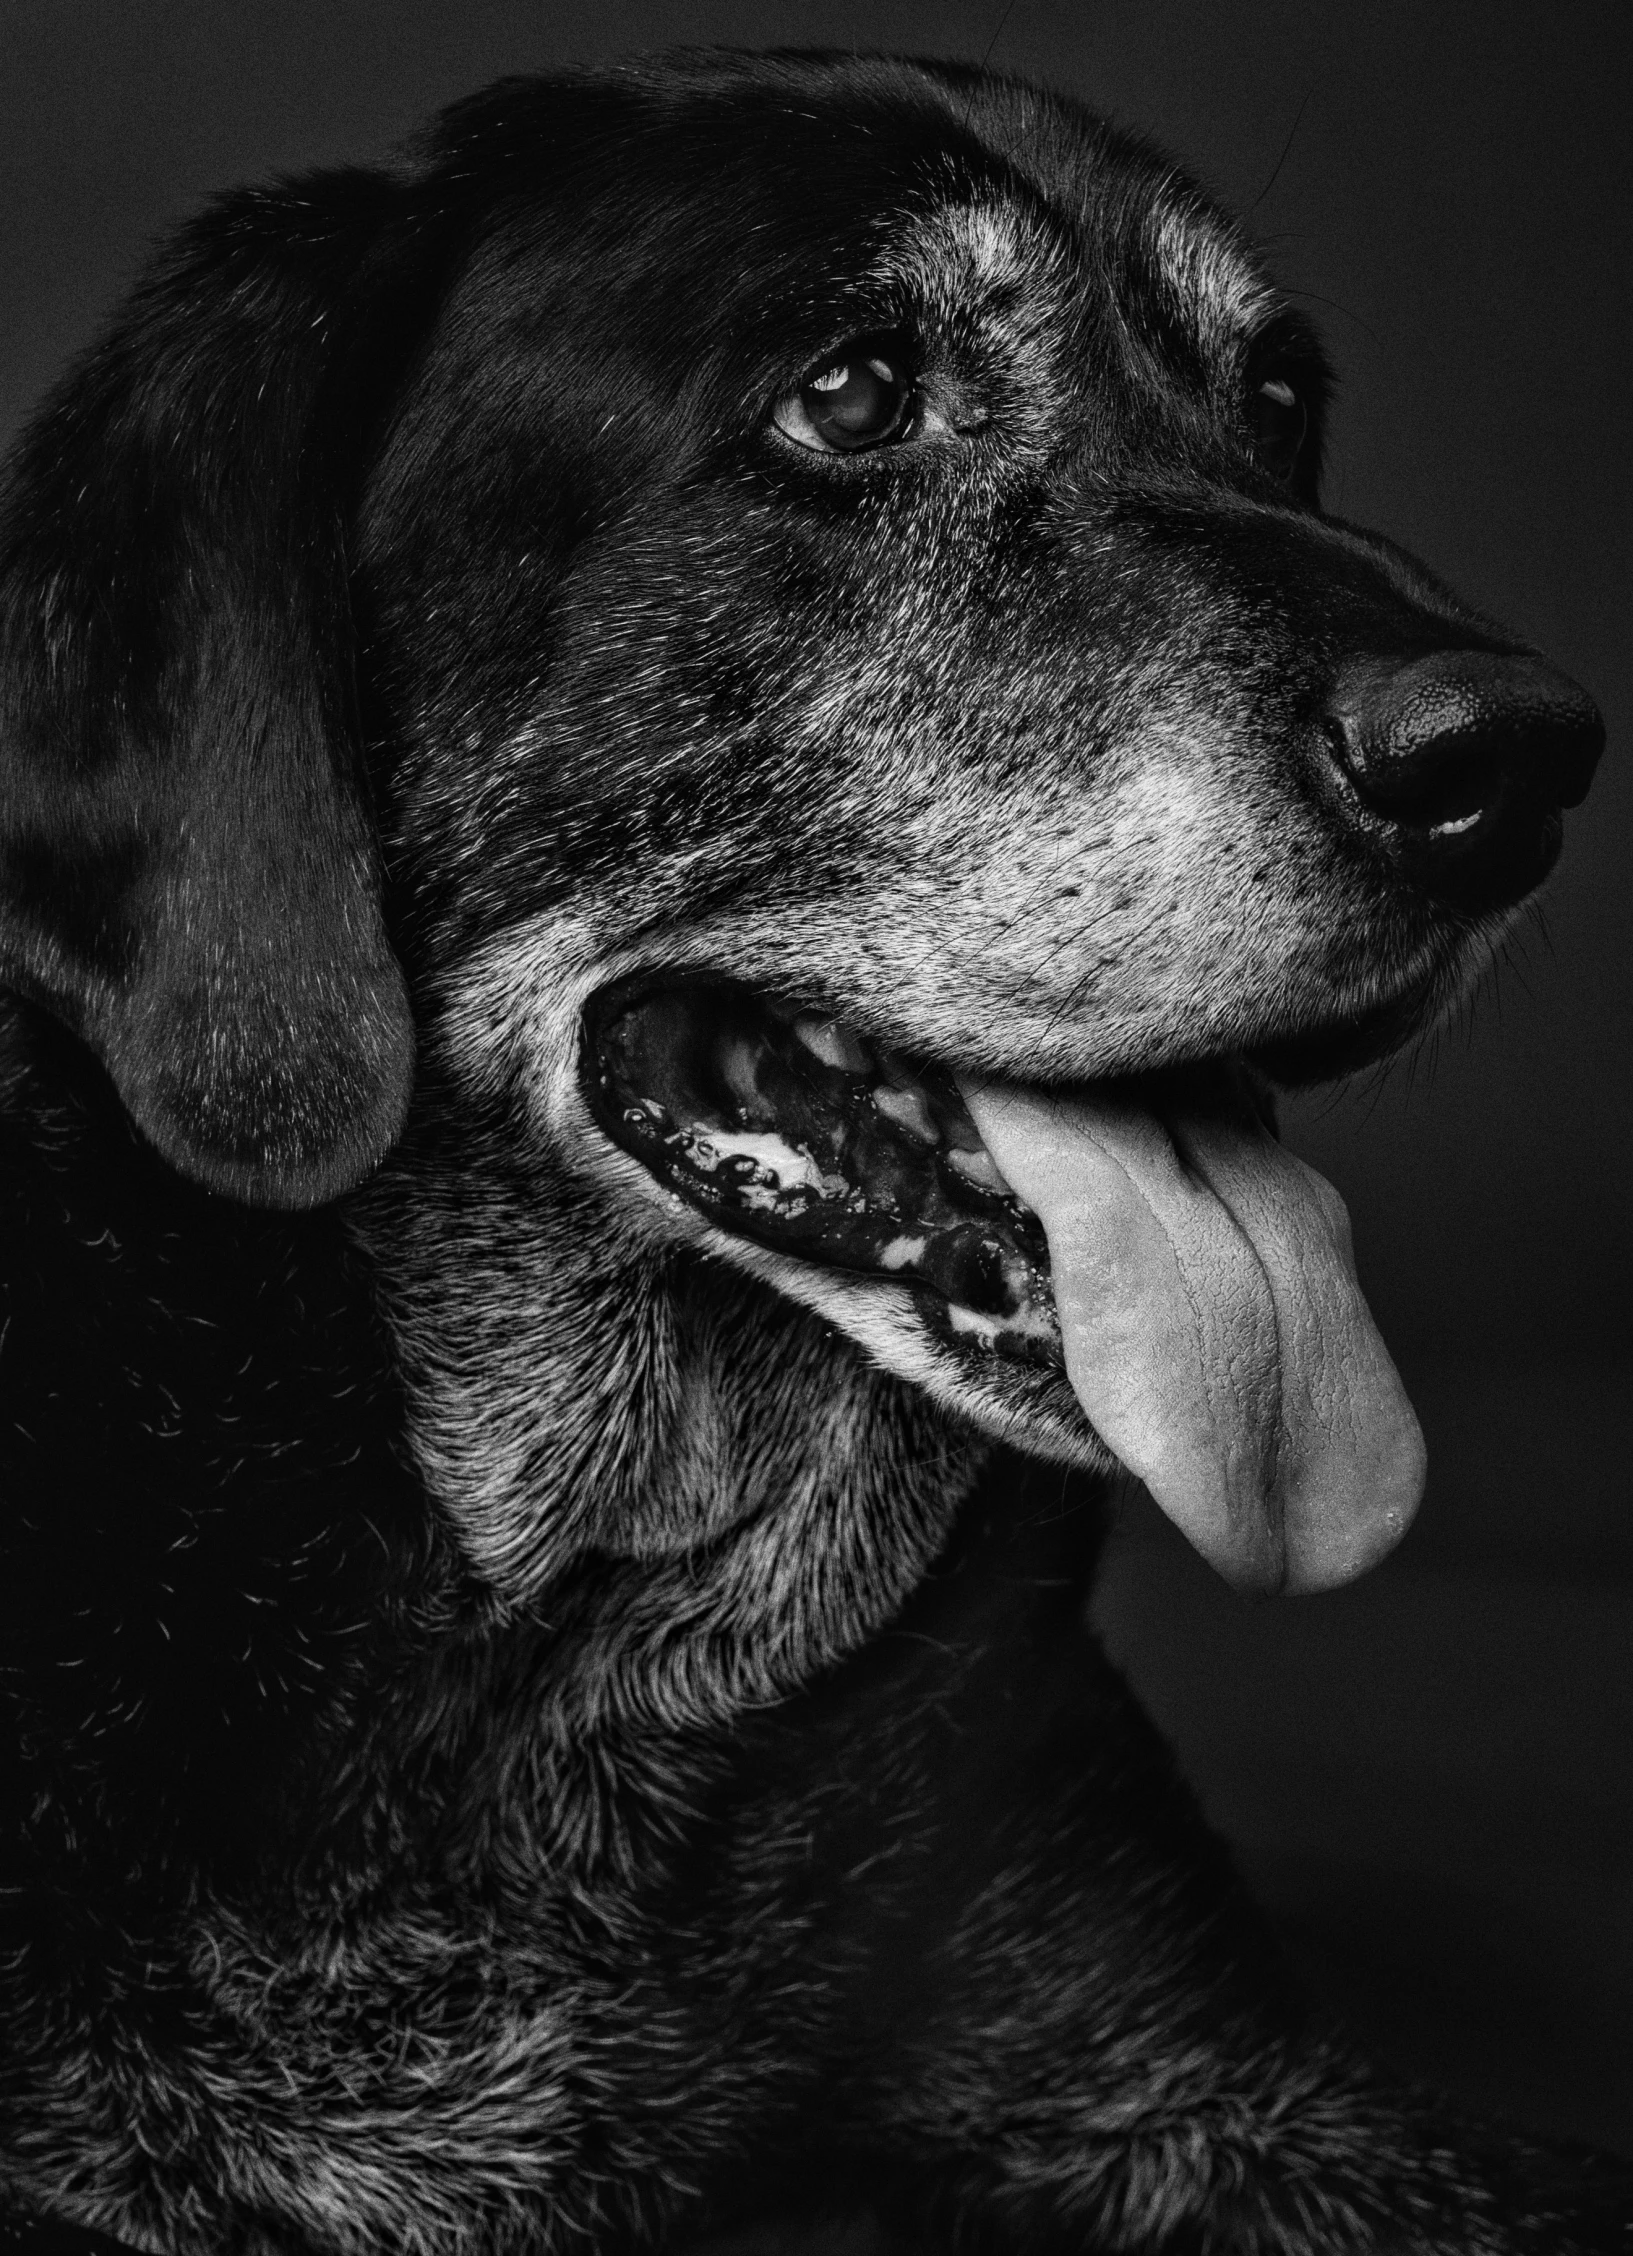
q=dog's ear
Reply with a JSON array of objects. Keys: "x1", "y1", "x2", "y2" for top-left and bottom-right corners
[{"x1": 0, "y1": 173, "x2": 421, "y2": 1207}]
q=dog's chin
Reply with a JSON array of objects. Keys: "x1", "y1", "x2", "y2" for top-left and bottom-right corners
[{"x1": 582, "y1": 975, "x2": 1433, "y2": 1595}]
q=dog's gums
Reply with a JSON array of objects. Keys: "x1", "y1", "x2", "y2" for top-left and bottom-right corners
[{"x1": 588, "y1": 983, "x2": 1061, "y2": 1357}]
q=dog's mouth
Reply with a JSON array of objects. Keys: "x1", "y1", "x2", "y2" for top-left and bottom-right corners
[
  {"x1": 585, "y1": 980, "x2": 1427, "y2": 1594},
  {"x1": 587, "y1": 980, "x2": 1059, "y2": 1348}
]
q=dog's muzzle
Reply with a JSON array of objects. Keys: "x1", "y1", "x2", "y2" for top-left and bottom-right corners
[{"x1": 1325, "y1": 650, "x2": 1604, "y2": 911}]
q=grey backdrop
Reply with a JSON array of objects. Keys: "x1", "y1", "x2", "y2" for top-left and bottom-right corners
[{"x1": 4, "y1": 0, "x2": 1630, "y2": 2150}]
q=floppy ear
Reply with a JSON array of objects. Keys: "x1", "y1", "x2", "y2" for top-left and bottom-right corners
[{"x1": 0, "y1": 172, "x2": 419, "y2": 1206}]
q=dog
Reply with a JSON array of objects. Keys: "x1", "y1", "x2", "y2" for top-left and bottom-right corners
[{"x1": 0, "y1": 45, "x2": 1624, "y2": 2256}]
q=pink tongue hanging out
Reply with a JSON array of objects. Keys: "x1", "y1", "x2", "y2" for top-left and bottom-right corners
[{"x1": 959, "y1": 1073, "x2": 1426, "y2": 1595}]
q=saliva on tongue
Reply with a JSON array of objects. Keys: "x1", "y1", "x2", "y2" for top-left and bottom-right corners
[{"x1": 958, "y1": 1070, "x2": 1426, "y2": 1596}]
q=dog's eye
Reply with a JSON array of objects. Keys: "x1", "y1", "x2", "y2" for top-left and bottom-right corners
[
  {"x1": 1250, "y1": 375, "x2": 1308, "y2": 481},
  {"x1": 774, "y1": 343, "x2": 915, "y2": 454}
]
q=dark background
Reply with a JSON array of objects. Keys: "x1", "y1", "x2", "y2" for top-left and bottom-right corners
[{"x1": 4, "y1": 0, "x2": 1629, "y2": 2153}]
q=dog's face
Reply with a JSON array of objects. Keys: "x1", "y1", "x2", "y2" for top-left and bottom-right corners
[
  {"x1": 0, "y1": 55, "x2": 1602, "y2": 1648},
  {"x1": 347, "y1": 56, "x2": 1599, "y2": 1605}
]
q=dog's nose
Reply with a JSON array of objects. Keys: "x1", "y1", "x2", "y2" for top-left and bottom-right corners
[{"x1": 1325, "y1": 651, "x2": 1605, "y2": 908}]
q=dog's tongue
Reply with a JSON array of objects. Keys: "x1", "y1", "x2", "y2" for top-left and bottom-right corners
[{"x1": 960, "y1": 1074, "x2": 1425, "y2": 1594}]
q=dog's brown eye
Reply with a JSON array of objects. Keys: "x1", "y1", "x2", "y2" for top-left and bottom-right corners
[
  {"x1": 774, "y1": 343, "x2": 914, "y2": 454},
  {"x1": 1250, "y1": 375, "x2": 1308, "y2": 481}
]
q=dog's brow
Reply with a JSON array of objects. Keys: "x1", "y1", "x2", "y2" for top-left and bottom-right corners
[
  {"x1": 876, "y1": 195, "x2": 1070, "y2": 326},
  {"x1": 1149, "y1": 197, "x2": 1280, "y2": 352}
]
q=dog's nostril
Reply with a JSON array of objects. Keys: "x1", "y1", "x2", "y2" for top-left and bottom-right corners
[
  {"x1": 1324, "y1": 650, "x2": 1604, "y2": 905},
  {"x1": 1328, "y1": 651, "x2": 1604, "y2": 825}
]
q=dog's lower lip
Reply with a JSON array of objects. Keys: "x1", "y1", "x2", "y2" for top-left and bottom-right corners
[{"x1": 1249, "y1": 971, "x2": 1443, "y2": 1086}]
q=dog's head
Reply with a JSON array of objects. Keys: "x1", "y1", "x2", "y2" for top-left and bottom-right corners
[{"x1": 0, "y1": 55, "x2": 1602, "y2": 1626}]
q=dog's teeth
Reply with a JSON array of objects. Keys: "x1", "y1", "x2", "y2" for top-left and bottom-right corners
[
  {"x1": 792, "y1": 1013, "x2": 872, "y2": 1074},
  {"x1": 719, "y1": 1032, "x2": 772, "y2": 1117},
  {"x1": 873, "y1": 1083, "x2": 940, "y2": 1144},
  {"x1": 946, "y1": 1143, "x2": 1011, "y2": 1195},
  {"x1": 939, "y1": 1103, "x2": 985, "y2": 1152}
]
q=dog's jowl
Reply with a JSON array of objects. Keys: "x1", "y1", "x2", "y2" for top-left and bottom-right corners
[{"x1": 0, "y1": 50, "x2": 1622, "y2": 2256}]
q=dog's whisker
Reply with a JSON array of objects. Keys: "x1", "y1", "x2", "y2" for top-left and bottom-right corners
[
  {"x1": 1282, "y1": 286, "x2": 1383, "y2": 346},
  {"x1": 995, "y1": 917, "x2": 1100, "y2": 1017},
  {"x1": 1250, "y1": 89, "x2": 1316, "y2": 212},
  {"x1": 975, "y1": 0, "x2": 1023, "y2": 78}
]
